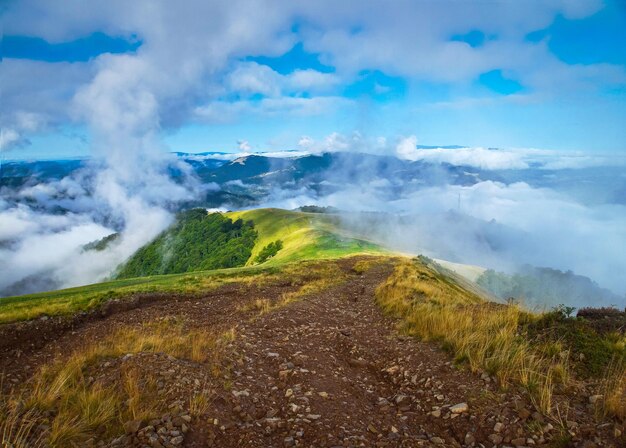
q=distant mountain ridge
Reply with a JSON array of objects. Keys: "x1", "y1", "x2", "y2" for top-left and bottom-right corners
[{"x1": 4, "y1": 150, "x2": 625, "y2": 208}]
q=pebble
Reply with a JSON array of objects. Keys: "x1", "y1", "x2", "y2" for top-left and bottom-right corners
[{"x1": 450, "y1": 402, "x2": 469, "y2": 414}]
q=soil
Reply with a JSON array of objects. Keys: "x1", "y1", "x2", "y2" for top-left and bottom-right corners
[{"x1": 0, "y1": 257, "x2": 623, "y2": 447}]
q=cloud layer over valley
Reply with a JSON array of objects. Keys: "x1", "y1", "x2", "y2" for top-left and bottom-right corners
[{"x1": 2, "y1": 143, "x2": 625, "y2": 309}]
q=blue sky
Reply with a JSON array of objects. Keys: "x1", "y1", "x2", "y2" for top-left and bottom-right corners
[{"x1": 2, "y1": 0, "x2": 625, "y2": 160}]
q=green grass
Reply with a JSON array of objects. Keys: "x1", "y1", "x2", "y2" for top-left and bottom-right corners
[
  {"x1": 524, "y1": 309, "x2": 626, "y2": 379},
  {"x1": 226, "y1": 208, "x2": 385, "y2": 265},
  {"x1": 0, "y1": 264, "x2": 276, "y2": 324}
]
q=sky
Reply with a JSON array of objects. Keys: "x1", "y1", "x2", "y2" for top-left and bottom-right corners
[{"x1": 1, "y1": 0, "x2": 626, "y2": 160}]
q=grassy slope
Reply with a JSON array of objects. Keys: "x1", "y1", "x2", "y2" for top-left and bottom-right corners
[
  {"x1": 0, "y1": 265, "x2": 276, "y2": 324},
  {"x1": 226, "y1": 208, "x2": 385, "y2": 265},
  {"x1": 376, "y1": 258, "x2": 626, "y2": 418},
  {"x1": 0, "y1": 208, "x2": 385, "y2": 324}
]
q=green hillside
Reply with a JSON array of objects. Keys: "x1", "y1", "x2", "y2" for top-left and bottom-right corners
[
  {"x1": 116, "y1": 208, "x2": 384, "y2": 279},
  {"x1": 0, "y1": 264, "x2": 271, "y2": 324},
  {"x1": 226, "y1": 208, "x2": 385, "y2": 265}
]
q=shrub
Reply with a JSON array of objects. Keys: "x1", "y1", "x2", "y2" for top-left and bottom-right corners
[{"x1": 254, "y1": 240, "x2": 283, "y2": 264}]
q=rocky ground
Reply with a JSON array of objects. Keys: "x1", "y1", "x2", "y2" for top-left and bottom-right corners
[{"x1": 0, "y1": 258, "x2": 623, "y2": 447}]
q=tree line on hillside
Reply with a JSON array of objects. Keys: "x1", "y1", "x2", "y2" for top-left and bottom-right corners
[{"x1": 476, "y1": 265, "x2": 622, "y2": 309}]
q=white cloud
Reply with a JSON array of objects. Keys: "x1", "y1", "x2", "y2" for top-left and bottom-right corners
[
  {"x1": 398, "y1": 181, "x2": 626, "y2": 295},
  {"x1": 287, "y1": 69, "x2": 340, "y2": 92},
  {"x1": 398, "y1": 142, "x2": 530, "y2": 170},
  {"x1": 225, "y1": 62, "x2": 340, "y2": 98},
  {"x1": 296, "y1": 131, "x2": 390, "y2": 155},
  {"x1": 238, "y1": 140, "x2": 252, "y2": 151},
  {"x1": 394, "y1": 138, "x2": 626, "y2": 170},
  {"x1": 297, "y1": 136, "x2": 316, "y2": 150},
  {"x1": 395, "y1": 135, "x2": 419, "y2": 161},
  {"x1": 227, "y1": 62, "x2": 282, "y2": 97}
]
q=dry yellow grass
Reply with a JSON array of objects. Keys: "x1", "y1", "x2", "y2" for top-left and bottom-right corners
[
  {"x1": 376, "y1": 259, "x2": 569, "y2": 414},
  {"x1": 238, "y1": 261, "x2": 348, "y2": 318},
  {"x1": 188, "y1": 390, "x2": 213, "y2": 417},
  {"x1": 0, "y1": 405, "x2": 46, "y2": 448},
  {"x1": 1, "y1": 319, "x2": 236, "y2": 447},
  {"x1": 276, "y1": 261, "x2": 347, "y2": 305},
  {"x1": 352, "y1": 258, "x2": 379, "y2": 275},
  {"x1": 601, "y1": 357, "x2": 626, "y2": 419},
  {"x1": 237, "y1": 298, "x2": 273, "y2": 315}
]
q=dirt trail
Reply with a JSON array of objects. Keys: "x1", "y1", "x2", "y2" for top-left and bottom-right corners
[
  {"x1": 189, "y1": 261, "x2": 542, "y2": 448},
  {"x1": 1, "y1": 258, "x2": 620, "y2": 447}
]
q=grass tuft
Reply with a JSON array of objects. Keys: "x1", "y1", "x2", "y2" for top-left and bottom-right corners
[
  {"x1": 0, "y1": 404, "x2": 46, "y2": 448},
  {"x1": 237, "y1": 260, "x2": 349, "y2": 317},
  {"x1": 189, "y1": 391, "x2": 213, "y2": 417},
  {"x1": 601, "y1": 357, "x2": 626, "y2": 419}
]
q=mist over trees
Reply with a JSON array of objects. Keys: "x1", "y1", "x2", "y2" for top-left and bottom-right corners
[
  {"x1": 116, "y1": 209, "x2": 256, "y2": 278},
  {"x1": 477, "y1": 265, "x2": 623, "y2": 310}
]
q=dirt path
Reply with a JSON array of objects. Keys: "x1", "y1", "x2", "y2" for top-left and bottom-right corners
[
  {"x1": 1, "y1": 258, "x2": 619, "y2": 447},
  {"x1": 186, "y1": 260, "x2": 549, "y2": 448}
]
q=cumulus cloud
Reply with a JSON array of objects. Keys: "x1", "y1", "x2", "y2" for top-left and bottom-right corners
[
  {"x1": 4, "y1": 0, "x2": 622, "y2": 153},
  {"x1": 225, "y1": 62, "x2": 341, "y2": 99},
  {"x1": 395, "y1": 135, "x2": 419, "y2": 161},
  {"x1": 227, "y1": 62, "x2": 283, "y2": 97}
]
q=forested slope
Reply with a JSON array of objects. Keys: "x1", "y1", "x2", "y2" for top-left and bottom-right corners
[{"x1": 116, "y1": 209, "x2": 257, "y2": 278}]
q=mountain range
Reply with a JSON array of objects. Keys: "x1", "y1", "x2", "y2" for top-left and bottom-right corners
[{"x1": 4, "y1": 150, "x2": 625, "y2": 209}]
